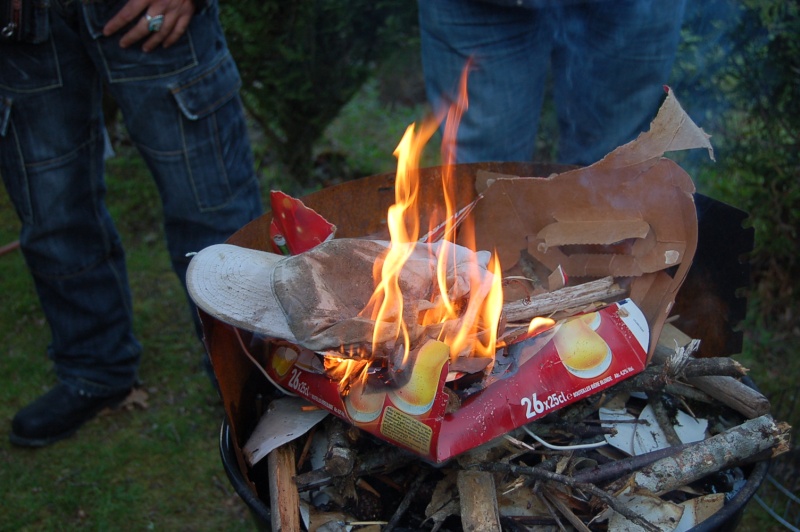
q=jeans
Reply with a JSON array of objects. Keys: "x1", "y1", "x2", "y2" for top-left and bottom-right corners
[
  {"x1": 0, "y1": 0, "x2": 263, "y2": 396},
  {"x1": 418, "y1": 0, "x2": 687, "y2": 165}
]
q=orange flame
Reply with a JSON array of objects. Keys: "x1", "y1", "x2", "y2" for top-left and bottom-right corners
[
  {"x1": 363, "y1": 59, "x2": 504, "y2": 366},
  {"x1": 359, "y1": 118, "x2": 439, "y2": 363},
  {"x1": 323, "y1": 353, "x2": 370, "y2": 394},
  {"x1": 338, "y1": 61, "x2": 519, "y2": 388},
  {"x1": 528, "y1": 316, "x2": 556, "y2": 335}
]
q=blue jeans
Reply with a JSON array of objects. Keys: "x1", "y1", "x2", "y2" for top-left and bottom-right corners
[
  {"x1": 418, "y1": 0, "x2": 687, "y2": 165},
  {"x1": 0, "y1": 0, "x2": 263, "y2": 396}
]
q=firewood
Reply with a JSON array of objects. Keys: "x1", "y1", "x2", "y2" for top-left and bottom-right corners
[
  {"x1": 571, "y1": 442, "x2": 691, "y2": 485},
  {"x1": 385, "y1": 468, "x2": 429, "y2": 532},
  {"x1": 294, "y1": 446, "x2": 414, "y2": 492},
  {"x1": 653, "y1": 323, "x2": 770, "y2": 418},
  {"x1": 687, "y1": 375, "x2": 771, "y2": 419},
  {"x1": 475, "y1": 462, "x2": 659, "y2": 532},
  {"x1": 679, "y1": 357, "x2": 748, "y2": 379},
  {"x1": 457, "y1": 470, "x2": 502, "y2": 532},
  {"x1": 267, "y1": 443, "x2": 300, "y2": 531},
  {"x1": 325, "y1": 418, "x2": 355, "y2": 477},
  {"x1": 647, "y1": 393, "x2": 683, "y2": 447},
  {"x1": 541, "y1": 490, "x2": 591, "y2": 532},
  {"x1": 610, "y1": 414, "x2": 790, "y2": 495},
  {"x1": 502, "y1": 276, "x2": 627, "y2": 323}
]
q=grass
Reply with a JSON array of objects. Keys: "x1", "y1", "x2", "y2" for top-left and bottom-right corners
[
  {"x1": 0, "y1": 151, "x2": 254, "y2": 531},
  {"x1": 1, "y1": 75, "x2": 796, "y2": 530}
]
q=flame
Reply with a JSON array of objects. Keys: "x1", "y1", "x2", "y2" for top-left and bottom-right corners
[
  {"x1": 334, "y1": 60, "x2": 537, "y2": 387},
  {"x1": 359, "y1": 118, "x2": 439, "y2": 364},
  {"x1": 323, "y1": 353, "x2": 370, "y2": 394},
  {"x1": 528, "y1": 317, "x2": 556, "y2": 335}
]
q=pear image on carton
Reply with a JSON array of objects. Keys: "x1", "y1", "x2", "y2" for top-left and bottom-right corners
[
  {"x1": 271, "y1": 346, "x2": 298, "y2": 377},
  {"x1": 389, "y1": 340, "x2": 450, "y2": 416},
  {"x1": 345, "y1": 377, "x2": 386, "y2": 423},
  {"x1": 554, "y1": 314, "x2": 612, "y2": 379}
]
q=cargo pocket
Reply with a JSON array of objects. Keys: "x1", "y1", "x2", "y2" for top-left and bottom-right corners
[
  {"x1": 171, "y1": 49, "x2": 243, "y2": 120},
  {"x1": 0, "y1": 38, "x2": 61, "y2": 92},
  {"x1": 169, "y1": 52, "x2": 253, "y2": 212}
]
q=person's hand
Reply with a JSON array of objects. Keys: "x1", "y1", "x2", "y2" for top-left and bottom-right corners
[{"x1": 103, "y1": 0, "x2": 195, "y2": 52}]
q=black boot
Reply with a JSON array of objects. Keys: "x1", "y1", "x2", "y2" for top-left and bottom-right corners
[{"x1": 10, "y1": 383, "x2": 130, "y2": 447}]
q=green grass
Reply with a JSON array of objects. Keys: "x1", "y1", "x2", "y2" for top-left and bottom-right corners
[{"x1": 0, "y1": 151, "x2": 254, "y2": 531}]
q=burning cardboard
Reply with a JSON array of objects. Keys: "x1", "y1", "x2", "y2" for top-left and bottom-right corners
[
  {"x1": 188, "y1": 89, "x2": 710, "y2": 463},
  {"x1": 251, "y1": 300, "x2": 648, "y2": 463}
]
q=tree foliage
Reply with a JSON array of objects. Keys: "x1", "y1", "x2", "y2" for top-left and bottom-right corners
[
  {"x1": 220, "y1": 0, "x2": 418, "y2": 188},
  {"x1": 675, "y1": 0, "x2": 799, "y2": 363}
]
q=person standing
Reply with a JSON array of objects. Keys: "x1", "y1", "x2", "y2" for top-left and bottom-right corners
[
  {"x1": 0, "y1": 0, "x2": 263, "y2": 447},
  {"x1": 418, "y1": 0, "x2": 687, "y2": 165}
]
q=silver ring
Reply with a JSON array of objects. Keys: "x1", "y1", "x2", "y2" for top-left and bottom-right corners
[{"x1": 145, "y1": 13, "x2": 164, "y2": 33}]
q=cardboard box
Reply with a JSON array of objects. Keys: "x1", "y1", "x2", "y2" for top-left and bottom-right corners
[{"x1": 254, "y1": 299, "x2": 647, "y2": 463}]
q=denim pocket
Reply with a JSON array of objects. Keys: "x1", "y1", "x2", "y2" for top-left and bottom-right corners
[
  {"x1": 88, "y1": 0, "x2": 198, "y2": 83},
  {"x1": 166, "y1": 52, "x2": 253, "y2": 212},
  {"x1": 0, "y1": 38, "x2": 61, "y2": 92},
  {"x1": 170, "y1": 50, "x2": 242, "y2": 120}
]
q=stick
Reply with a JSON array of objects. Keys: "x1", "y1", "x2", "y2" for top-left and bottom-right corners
[
  {"x1": 647, "y1": 393, "x2": 683, "y2": 447},
  {"x1": 457, "y1": 470, "x2": 502, "y2": 532},
  {"x1": 663, "y1": 382, "x2": 715, "y2": 403},
  {"x1": 384, "y1": 469, "x2": 429, "y2": 532},
  {"x1": 294, "y1": 446, "x2": 414, "y2": 492},
  {"x1": 537, "y1": 488, "x2": 568, "y2": 531},
  {"x1": 571, "y1": 442, "x2": 691, "y2": 485},
  {"x1": 687, "y1": 375, "x2": 771, "y2": 419},
  {"x1": 679, "y1": 357, "x2": 748, "y2": 379},
  {"x1": 502, "y1": 276, "x2": 627, "y2": 323},
  {"x1": 475, "y1": 462, "x2": 659, "y2": 532},
  {"x1": 0, "y1": 240, "x2": 20, "y2": 257},
  {"x1": 614, "y1": 414, "x2": 790, "y2": 495},
  {"x1": 268, "y1": 443, "x2": 300, "y2": 531},
  {"x1": 541, "y1": 490, "x2": 591, "y2": 532},
  {"x1": 324, "y1": 418, "x2": 355, "y2": 476}
]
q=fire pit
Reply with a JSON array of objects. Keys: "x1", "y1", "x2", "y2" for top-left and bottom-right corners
[
  {"x1": 196, "y1": 160, "x2": 785, "y2": 530},
  {"x1": 193, "y1": 91, "x2": 789, "y2": 530}
]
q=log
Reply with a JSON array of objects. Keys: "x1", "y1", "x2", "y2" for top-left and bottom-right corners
[
  {"x1": 457, "y1": 470, "x2": 502, "y2": 532},
  {"x1": 653, "y1": 322, "x2": 770, "y2": 418},
  {"x1": 268, "y1": 443, "x2": 301, "y2": 531},
  {"x1": 687, "y1": 375, "x2": 771, "y2": 419},
  {"x1": 324, "y1": 418, "x2": 355, "y2": 476},
  {"x1": 614, "y1": 414, "x2": 790, "y2": 495},
  {"x1": 294, "y1": 446, "x2": 414, "y2": 492},
  {"x1": 502, "y1": 276, "x2": 627, "y2": 323}
]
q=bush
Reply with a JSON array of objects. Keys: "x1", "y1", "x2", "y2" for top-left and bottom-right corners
[
  {"x1": 220, "y1": 0, "x2": 418, "y2": 189},
  {"x1": 674, "y1": 0, "x2": 800, "y2": 387}
]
